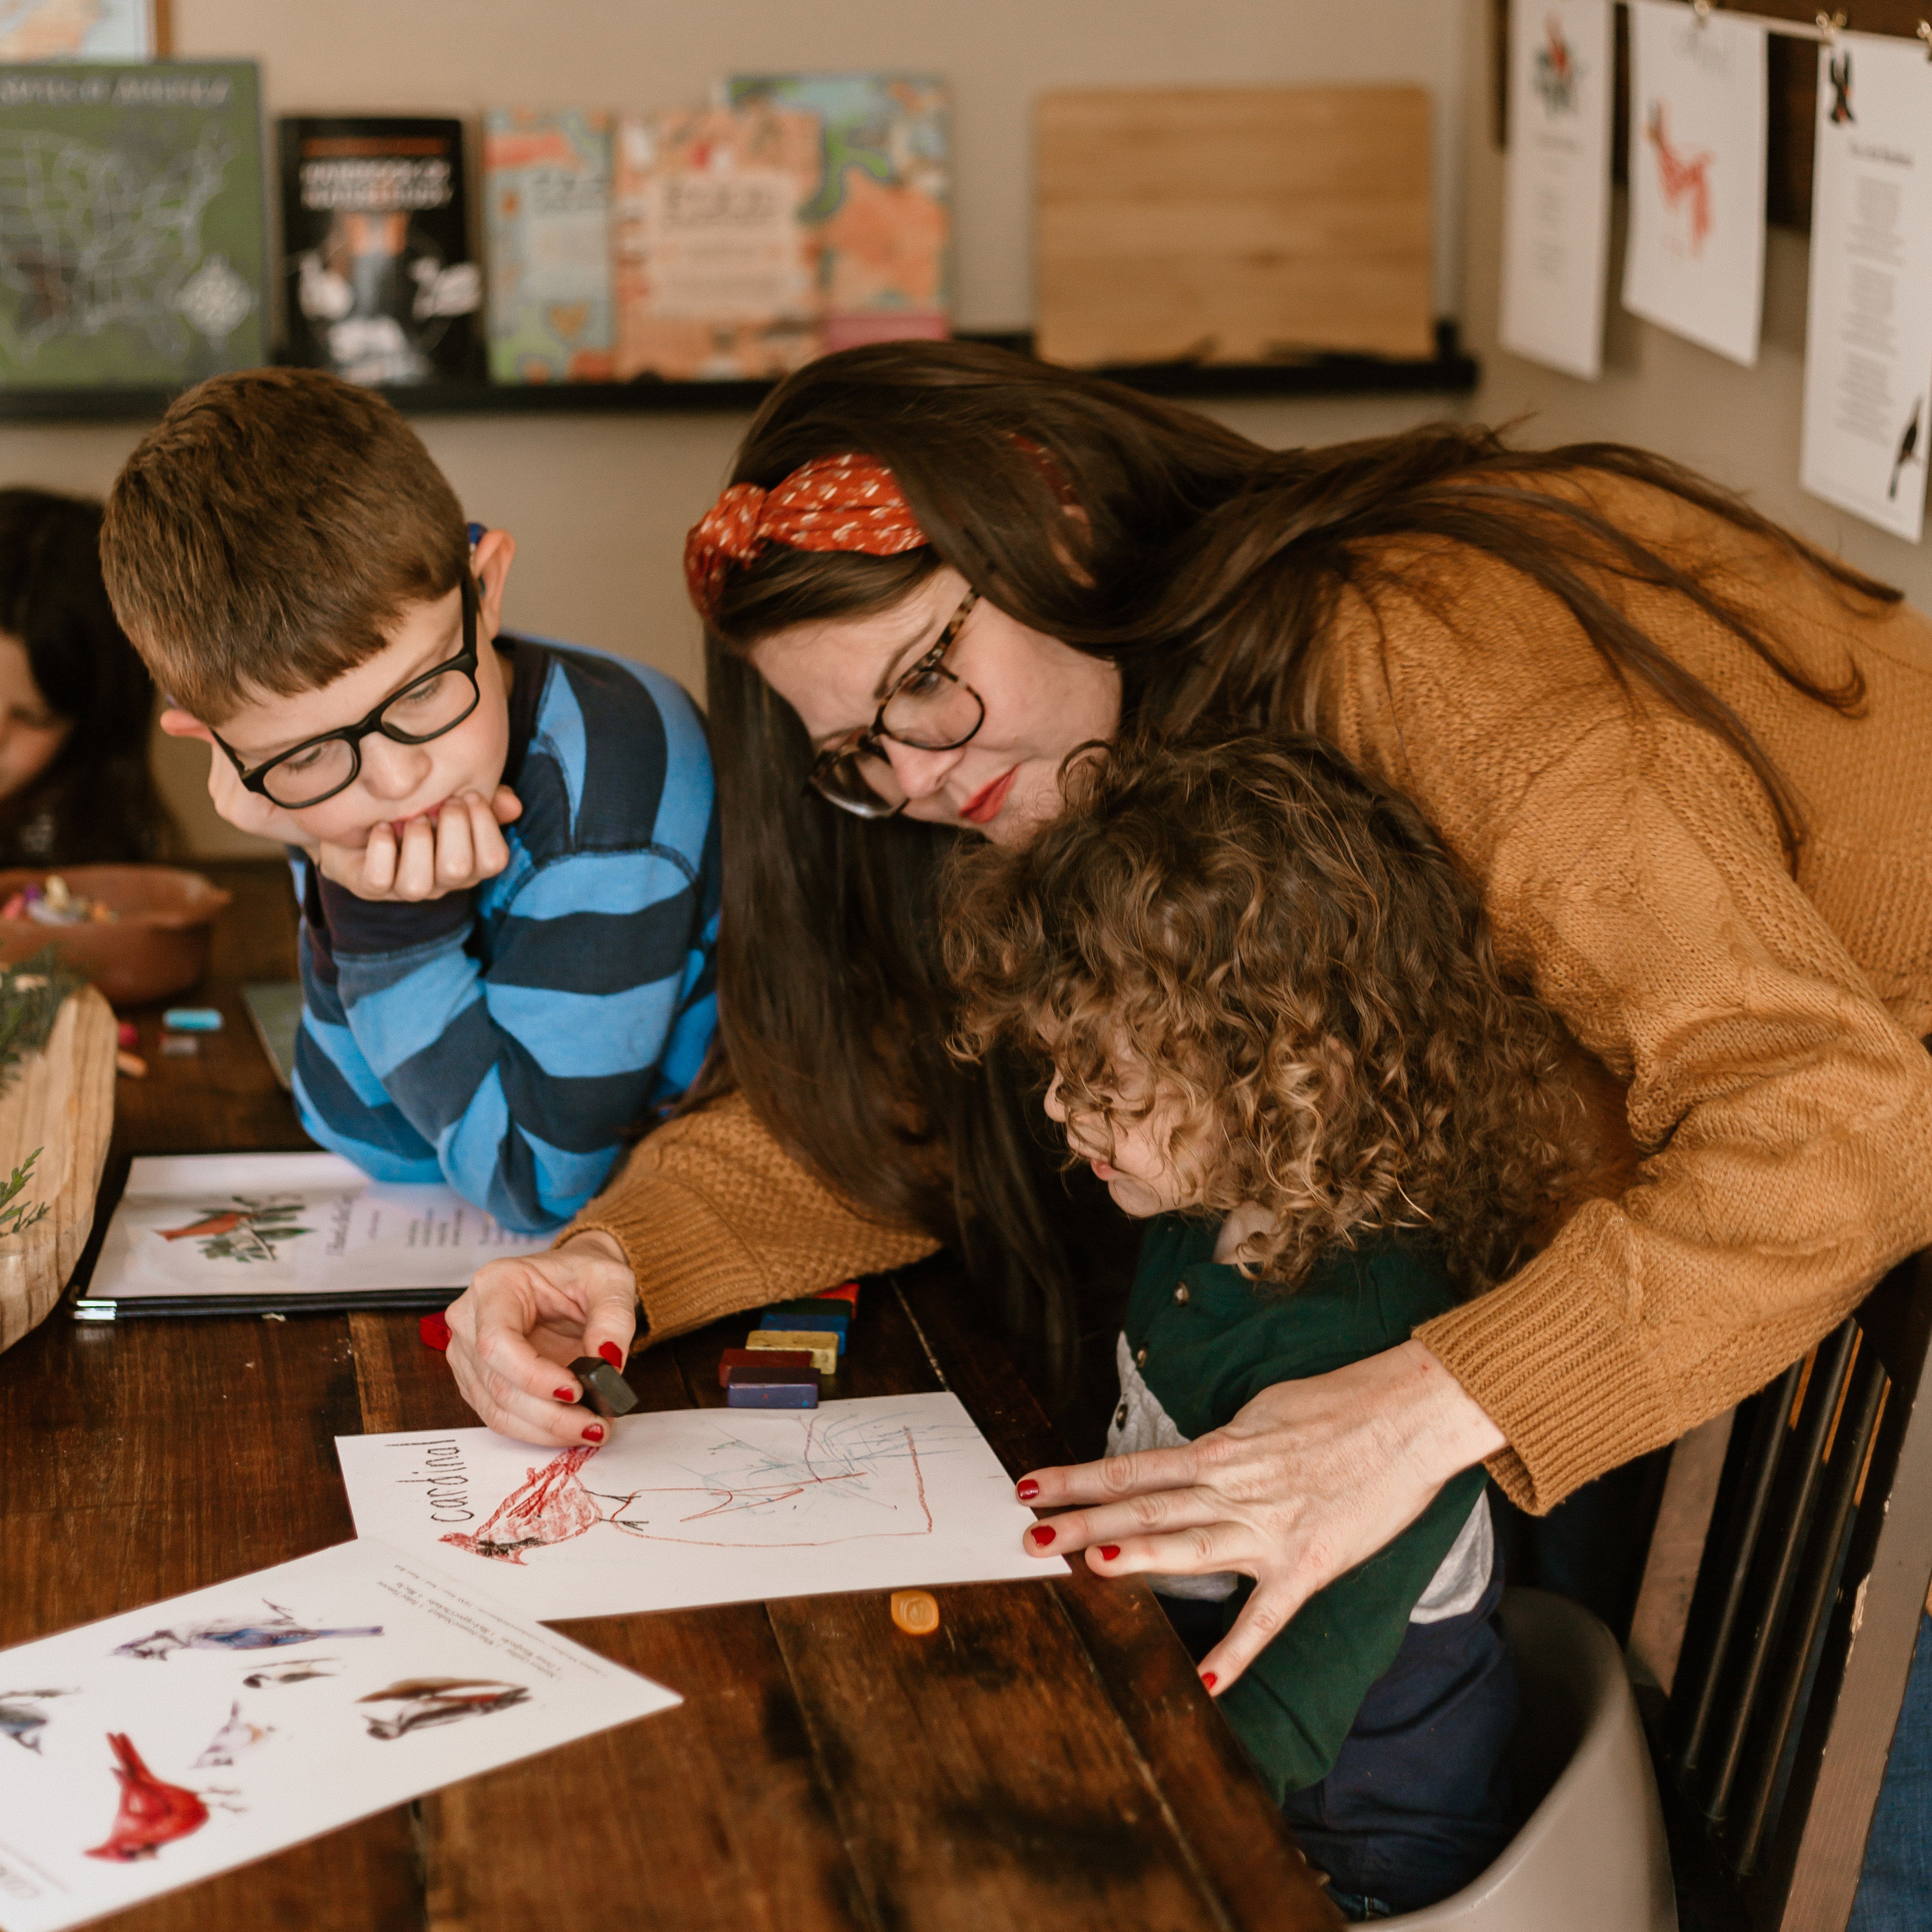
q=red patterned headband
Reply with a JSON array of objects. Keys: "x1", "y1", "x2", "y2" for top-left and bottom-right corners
[{"x1": 683, "y1": 452, "x2": 927, "y2": 624}]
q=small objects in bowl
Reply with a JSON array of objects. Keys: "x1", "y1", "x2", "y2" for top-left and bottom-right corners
[
  {"x1": 0, "y1": 866, "x2": 233, "y2": 1008},
  {"x1": 0, "y1": 874, "x2": 120, "y2": 926}
]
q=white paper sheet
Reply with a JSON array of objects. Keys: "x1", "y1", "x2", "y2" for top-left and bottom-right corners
[
  {"x1": 1799, "y1": 32, "x2": 1932, "y2": 542},
  {"x1": 1621, "y1": 0, "x2": 1766, "y2": 366},
  {"x1": 336, "y1": 1391, "x2": 1070, "y2": 1619},
  {"x1": 85, "y1": 1153, "x2": 549, "y2": 1303},
  {"x1": 0, "y1": 1541, "x2": 678, "y2": 1932},
  {"x1": 1500, "y1": 0, "x2": 1615, "y2": 379}
]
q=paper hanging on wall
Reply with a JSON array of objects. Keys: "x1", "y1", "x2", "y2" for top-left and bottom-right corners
[
  {"x1": 1799, "y1": 31, "x2": 1932, "y2": 543},
  {"x1": 336, "y1": 1392, "x2": 1068, "y2": 1620},
  {"x1": 1620, "y1": 0, "x2": 1766, "y2": 367},
  {"x1": 1499, "y1": 0, "x2": 1615, "y2": 379},
  {"x1": 0, "y1": 1540, "x2": 677, "y2": 1931}
]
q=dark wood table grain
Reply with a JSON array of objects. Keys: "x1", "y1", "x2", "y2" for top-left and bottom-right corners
[{"x1": 3, "y1": 859, "x2": 1340, "y2": 1932}]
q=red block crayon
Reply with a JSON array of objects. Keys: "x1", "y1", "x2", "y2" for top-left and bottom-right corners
[{"x1": 718, "y1": 1346, "x2": 812, "y2": 1388}]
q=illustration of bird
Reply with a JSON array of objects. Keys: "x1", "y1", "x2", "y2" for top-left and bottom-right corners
[
  {"x1": 0, "y1": 1687, "x2": 72, "y2": 1754},
  {"x1": 1828, "y1": 48, "x2": 1854, "y2": 125},
  {"x1": 240, "y1": 1657, "x2": 343, "y2": 1689},
  {"x1": 439, "y1": 1446, "x2": 603, "y2": 1564},
  {"x1": 114, "y1": 1599, "x2": 383, "y2": 1660},
  {"x1": 157, "y1": 1210, "x2": 248, "y2": 1241},
  {"x1": 191, "y1": 1700, "x2": 274, "y2": 1768},
  {"x1": 1646, "y1": 101, "x2": 1715, "y2": 256},
  {"x1": 1889, "y1": 401, "x2": 1921, "y2": 502},
  {"x1": 356, "y1": 1678, "x2": 530, "y2": 1741},
  {"x1": 84, "y1": 1733, "x2": 211, "y2": 1862}
]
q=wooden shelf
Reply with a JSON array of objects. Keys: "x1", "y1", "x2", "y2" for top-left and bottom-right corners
[{"x1": 0, "y1": 326, "x2": 1479, "y2": 424}]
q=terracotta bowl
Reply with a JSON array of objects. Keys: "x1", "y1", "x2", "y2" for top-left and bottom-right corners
[{"x1": 0, "y1": 865, "x2": 233, "y2": 1007}]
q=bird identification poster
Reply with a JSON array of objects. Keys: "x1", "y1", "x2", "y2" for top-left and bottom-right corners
[
  {"x1": 1621, "y1": 1, "x2": 1766, "y2": 366},
  {"x1": 1499, "y1": 0, "x2": 1615, "y2": 379},
  {"x1": 1799, "y1": 32, "x2": 1932, "y2": 542},
  {"x1": 0, "y1": 1540, "x2": 678, "y2": 1932},
  {"x1": 337, "y1": 1392, "x2": 1068, "y2": 1619},
  {"x1": 76, "y1": 1152, "x2": 550, "y2": 1317}
]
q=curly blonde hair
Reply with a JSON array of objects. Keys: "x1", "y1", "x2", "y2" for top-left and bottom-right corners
[{"x1": 944, "y1": 733, "x2": 1585, "y2": 1295}]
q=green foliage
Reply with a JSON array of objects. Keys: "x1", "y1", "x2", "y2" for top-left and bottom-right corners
[
  {"x1": 0, "y1": 1147, "x2": 48, "y2": 1240},
  {"x1": 0, "y1": 947, "x2": 85, "y2": 1102}
]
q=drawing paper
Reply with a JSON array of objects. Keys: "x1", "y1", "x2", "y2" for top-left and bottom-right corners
[
  {"x1": 1621, "y1": 1, "x2": 1766, "y2": 366},
  {"x1": 0, "y1": 1540, "x2": 677, "y2": 1932},
  {"x1": 1499, "y1": 0, "x2": 1615, "y2": 379},
  {"x1": 337, "y1": 1391, "x2": 1070, "y2": 1619},
  {"x1": 1799, "y1": 31, "x2": 1932, "y2": 542},
  {"x1": 77, "y1": 1152, "x2": 550, "y2": 1314}
]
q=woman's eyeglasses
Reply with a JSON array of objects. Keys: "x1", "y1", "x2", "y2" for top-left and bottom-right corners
[
  {"x1": 807, "y1": 586, "x2": 986, "y2": 818},
  {"x1": 212, "y1": 576, "x2": 484, "y2": 811}
]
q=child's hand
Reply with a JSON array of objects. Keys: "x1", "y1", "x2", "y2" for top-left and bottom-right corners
[
  {"x1": 162, "y1": 707, "x2": 318, "y2": 853},
  {"x1": 317, "y1": 786, "x2": 523, "y2": 902},
  {"x1": 443, "y1": 1232, "x2": 640, "y2": 1446}
]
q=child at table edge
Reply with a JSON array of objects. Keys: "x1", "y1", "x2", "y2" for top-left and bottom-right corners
[
  {"x1": 98, "y1": 369, "x2": 720, "y2": 1235},
  {"x1": 943, "y1": 731, "x2": 1594, "y2": 1918}
]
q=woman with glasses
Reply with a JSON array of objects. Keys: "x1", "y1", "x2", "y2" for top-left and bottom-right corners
[{"x1": 444, "y1": 345, "x2": 1932, "y2": 1902}]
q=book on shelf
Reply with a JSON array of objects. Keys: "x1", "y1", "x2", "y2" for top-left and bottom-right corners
[
  {"x1": 725, "y1": 72, "x2": 951, "y2": 352},
  {"x1": 612, "y1": 100, "x2": 822, "y2": 381},
  {"x1": 0, "y1": 62, "x2": 266, "y2": 388},
  {"x1": 278, "y1": 115, "x2": 480, "y2": 385},
  {"x1": 483, "y1": 105, "x2": 615, "y2": 383}
]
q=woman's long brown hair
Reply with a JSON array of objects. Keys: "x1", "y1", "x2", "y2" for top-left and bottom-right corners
[{"x1": 704, "y1": 341, "x2": 1891, "y2": 1385}]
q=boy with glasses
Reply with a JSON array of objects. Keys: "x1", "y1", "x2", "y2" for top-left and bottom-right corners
[{"x1": 101, "y1": 368, "x2": 719, "y2": 1234}]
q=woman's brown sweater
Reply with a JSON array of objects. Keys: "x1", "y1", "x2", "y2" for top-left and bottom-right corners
[{"x1": 570, "y1": 475, "x2": 1932, "y2": 1513}]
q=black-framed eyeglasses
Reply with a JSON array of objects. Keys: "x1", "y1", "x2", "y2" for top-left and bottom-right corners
[
  {"x1": 807, "y1": 585, "x2": 985, "y2": 818},
  {"x1": 212, "y1": 576, "x2": 482, "y2": 810}
]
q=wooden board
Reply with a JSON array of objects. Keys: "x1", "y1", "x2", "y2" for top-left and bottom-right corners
[
  {"x1": 0, "y1": 984, "x2": 115, "y2": 1352},
  {"x1": 1035, "y1": 86, "x2": 1434, "y2": 367}
]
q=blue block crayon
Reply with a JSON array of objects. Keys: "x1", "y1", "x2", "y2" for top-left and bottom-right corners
[{"x1": 162, "y1": 1007, "x2": 223, "y2": 1033}]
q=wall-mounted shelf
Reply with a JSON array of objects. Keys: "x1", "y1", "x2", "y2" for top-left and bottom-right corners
[{"x1": 0, "y1": 325, "x2": 1479, "y2": 425}]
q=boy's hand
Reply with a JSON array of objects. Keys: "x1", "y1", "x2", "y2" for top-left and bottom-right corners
[
  {"x1": 162, "y1": 707, "x2": 318, "y2": 852},
  {"x1": 443, "y1": 1232, "x2": 640, "y2": 1446},
  {"x1": 317, "y1": 786, "x2": 523, "y2": 902}
]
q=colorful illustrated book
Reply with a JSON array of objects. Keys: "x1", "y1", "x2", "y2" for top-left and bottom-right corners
[
  {"x1": 73, "y1": 1151, "x2": 551, "y2": 1318},
  {"x1": 612, "y1": 101, "x2": 822, "y2": 381},
  {"x1": 482, "y1": 106, "x2": 614, "y2": 383},
  {"x1": 0, "y1": 1540, "x2": 677, "y2": 1932},
  {"x1": 339, "y1": 1391, "x2": 1068, "y2": 1619},
  {"x1": 0, "y1": 62, "x2": 267, "y2": 388},
  {"x1": 278, "y1": 116, "x2": 479, "y2": 386},
  {"x1": 726, "y1": 72, "x2": 951, "y2": 352}
]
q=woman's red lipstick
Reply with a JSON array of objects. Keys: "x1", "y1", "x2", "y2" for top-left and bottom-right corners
[{"x1": 960, "y1": 767, "x2": 1018, "y2": 825}]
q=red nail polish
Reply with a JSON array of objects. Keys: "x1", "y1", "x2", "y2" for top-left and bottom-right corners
[
  {"x1": 581, "y1": 1423, "x2": 605, "y2": 1443},
  {"x1": 599, "y1": 1341, "x2": 623, "y2": 1368},
  {"x1": 1200, "y1": 1671, "x2": 1218, "y2": 1692},
  {"x1": 1029, "y1": 1524, "x2": 1056, "y2": 1547},
  {"x1": 554, "y1": 1388, "x2": 575, "y2": 1402},
  {"x1": 1099, "y1": 1545, "x2": 1120, "y2": 1561},
  {"x1": 1016, "y1": 1480, "x2": 1040, "y2": 1501}
]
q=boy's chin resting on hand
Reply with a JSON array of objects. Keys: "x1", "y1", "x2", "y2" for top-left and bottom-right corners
[{"x1": 315, "y1": 786, "x2": 523, "y2": 903}]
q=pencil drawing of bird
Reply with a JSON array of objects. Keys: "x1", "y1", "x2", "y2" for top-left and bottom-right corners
[
  {"x1": 191, "y1": 1700, "x2": 273, "y2": 1768},
  {"x1": 439, "y1": 1446, "x2": 603, "y2": 1564},
  {"x1": 84, "y1": 1733, "x2": 211, "y2": 1862},
  {"x1": 240, "y1": 1656, "x2": 343, "y2": 1688},
  {"x1": 356, "y1": 1678, "x2": 530, "y2": 1740},
  {"x1": 114, "y1": 1600, "x2": 383, "y2": 1660},
  {"x1": 0, "y1": 1688, "x2": 71, "y2": 1753}
]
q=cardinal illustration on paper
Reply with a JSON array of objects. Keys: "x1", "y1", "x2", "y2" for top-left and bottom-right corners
[
  {"x1": 1645, "y1": 102, "x2": 1714, "y2": 257},
  {"x1": 157, "y1": 1197, "x2": 313, "y2": 1264},
  {"x1": 83, "y1": 1733, "x2": 237, "y2": 1863}
]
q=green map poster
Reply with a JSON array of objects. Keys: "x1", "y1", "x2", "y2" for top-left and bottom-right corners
[{"x1": 0, "y1": 62, "x2": 267, "y2": 387}]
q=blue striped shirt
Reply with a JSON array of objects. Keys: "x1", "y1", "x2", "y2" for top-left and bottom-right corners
[{"x1": 291, "y1": 634, "x2": 719, "y2": 1232}]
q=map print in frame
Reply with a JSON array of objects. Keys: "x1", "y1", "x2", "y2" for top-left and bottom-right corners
[{"x1": 0, "y1": 61, "x2": 267, "y2": 387}]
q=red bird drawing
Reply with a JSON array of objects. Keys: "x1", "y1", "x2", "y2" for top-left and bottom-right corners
[
  {"x1": 157, "y1": 1211, "x2": 246, "y2": 1242},
  {"x1": 84, "y1": 1733, "x2": 210, "y2": 1862},
  {"x1": 439, "y1": 1445, "x2": 602, "y2": 1563},
  {"x1": 1645, "y1": 102, "x2": 1714, "y2": 255}
]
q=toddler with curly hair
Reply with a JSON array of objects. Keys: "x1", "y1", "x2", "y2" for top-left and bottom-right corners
[{"x1": 945, "y1": 732, "x2": 1589, "y2": 1919}]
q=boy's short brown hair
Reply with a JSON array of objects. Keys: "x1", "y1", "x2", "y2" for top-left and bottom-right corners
[{"x1": 100, "y1": 368, "x2": 468, "y2": 723}]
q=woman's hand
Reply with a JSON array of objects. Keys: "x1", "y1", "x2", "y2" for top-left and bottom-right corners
[
  {"x1": 1016, "y1": 1340, "x2": 1506, "y2": 1693},
  {"x1": 443, "y1": 1230, "x2": 640, "y2": 1446},
  {"x1": 318, "y1": 787, "x2": 523, "y2": 902}
]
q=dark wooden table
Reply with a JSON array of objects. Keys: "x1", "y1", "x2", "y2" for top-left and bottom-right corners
[{"x1": 3, "y1": 860, "x2": 1339, "y2": 1932}]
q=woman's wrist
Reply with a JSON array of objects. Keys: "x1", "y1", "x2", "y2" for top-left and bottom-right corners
[
  {"x1": 555, "y1": 1226, "x2": 629, "y2": 1270},
  {"x1": 1394, "y1": 1339, "x2": 1507, "y2": 1482}
]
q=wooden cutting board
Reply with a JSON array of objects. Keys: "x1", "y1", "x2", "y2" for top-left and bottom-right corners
[
  {"x1": 1035, "y1": 85, "x2": 1434, "y2": 366},
  {"x1": 0, "y1": 985, "x2": 116, "y2": 1353}
]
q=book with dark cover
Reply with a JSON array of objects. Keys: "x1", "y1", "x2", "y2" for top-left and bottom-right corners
[{"x1": 278, "y1": 115, "x2": 480, "y2": 385}]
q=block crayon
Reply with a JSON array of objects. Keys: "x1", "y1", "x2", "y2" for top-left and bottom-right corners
[
  {"x1": 890, "y1": 1589, "x2": 940, "y2": 1636},
  {"x1": 762, "y1": 1301, "x2": 850, "y2": 1340},
  {"x1": 747, "y1": 1330, "x2": 840, "y2": 1375},
  {"x1": 758, "y1": 1312, "x2": 845, "y2": 1355},
  {"x1": 817, "y1": 1281, "x2": 860, "y2": 1310},
  {"x1": 162, "y1": 1006, "x2": 223, "y2": 1032},
  {"x1": 718, "y1": 1346, "x2": 813, "y2": 1389},
  {"x1": 726, "y1": 1376, "x2": 819, "y2": 1409}
]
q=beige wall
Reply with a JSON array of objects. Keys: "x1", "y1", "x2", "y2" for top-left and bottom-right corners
[
  {"x1": 1, "y1": 0, "x2": 1474, "y2": 856},
  {"x1": 1458, "y1": 0, "x2": 1932, "y2": 613}
]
